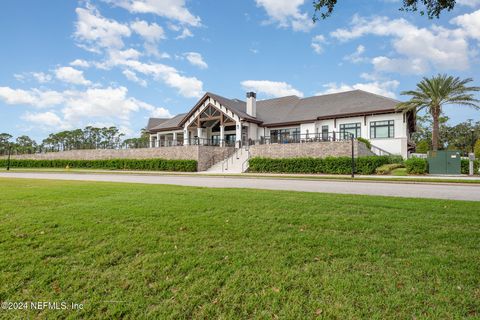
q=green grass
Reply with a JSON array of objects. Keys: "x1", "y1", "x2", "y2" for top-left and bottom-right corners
[
  {"x1": 391, "y1": 168, "x2": 408, "y2": 176},
  {"x1": 0, "y1": 178, "x2": 479, "y2": 319}
]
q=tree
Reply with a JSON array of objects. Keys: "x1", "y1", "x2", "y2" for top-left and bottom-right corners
[
  {"x1": 16, "y1": 135, "x2": 37, "y2": 154},
  {"x1": 313, "y1": 0, "x2": 456, "y2": 20},
  {"x1": 397, "y1": 74, "x2": 480, "y2": 151},
  {"x1": 0, "y1": 133, "x2": 13, "y2": 155},
  {"x1": 475, "y1": 139, "x2": 480, "y2": 159}
]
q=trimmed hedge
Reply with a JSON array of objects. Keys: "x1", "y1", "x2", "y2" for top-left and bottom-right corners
[
  {"x1": 0, "y1": 158, "x2": 197, "y2": 172},
  {"x1": 248, "y1": 156, "x2": 399, "y2": 175},
  {"x1": 405, "y1": 158, "x2": 428, "y2": 174},
  {"x1": 375, "y1": 163, "x2": 405, "y2": 175},
  {"x1": 461, "y1": 159, "x2": 479, "y2": 175}
]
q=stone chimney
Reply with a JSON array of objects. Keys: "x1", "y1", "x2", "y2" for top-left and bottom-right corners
[{"x1": 246, "y1": 92, "x2": 256, "y2": 117}]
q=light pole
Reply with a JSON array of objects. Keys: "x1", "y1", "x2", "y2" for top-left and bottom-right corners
[
  {"x1": 350, "y1": 133, "x2": 355, "y2": 179},
  {"x1": 471, "y1": 129, "x2": 476, "y2": 153},
  {"x1": 6, "y1": 143, "x2": 12, "y2": 171}
]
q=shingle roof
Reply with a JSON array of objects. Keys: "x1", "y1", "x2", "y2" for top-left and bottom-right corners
[
  {"x1": 146, "y1": 118, "x2": 169, "y2": 131},
  {"x1": 149, "y1": 113, "x2": 187, "y2": 131},
  {"x1": 147, "y1": 90, "x2": 401, "y2": 132}
]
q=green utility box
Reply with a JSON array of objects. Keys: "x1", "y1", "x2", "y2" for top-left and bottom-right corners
[{"x1": 427, "y1": 150, "x2": 461, "y2": 175}]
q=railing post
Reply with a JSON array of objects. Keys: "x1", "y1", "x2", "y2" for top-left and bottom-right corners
[{"x1": 351, "y1": 134, "x2": 355, "y2": 178}]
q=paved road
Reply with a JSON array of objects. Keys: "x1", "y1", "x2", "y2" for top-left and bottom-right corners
[{"x1": 1, "y1": 172, "x2": 479, "y2": 201}]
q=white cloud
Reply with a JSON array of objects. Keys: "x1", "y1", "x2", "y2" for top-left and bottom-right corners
[
  {"x1": 344, "y1": 45, "x2": 366, "y2": 63},
  {"x1": 151, "y1": 107, "x2": 173, "y2": 118},
  {"x1": 451, "y1": 9, "x2": 480, "y2": 40},
  {"x1": 103, "y1": 0, "x2": 201, "y2": 26},
  {"x1": 55, "y1": 66, "x2": 92, "y2": 86},
  {"x1": 457, "y1": 0, "x2": 480, "y2": 7},
  {"x1": 371, "y1": 56, "x2": 428, "y2": 74},
  {"x1": 31, "y1": 72, "x2": 52, "y2": 83},
  {"x1": 317, "y1": 80, "x2": 400, "y2": 99},
  {"x1": 0, "y1": 87, "x2": 64, "y2": 108},
  {"x1": 255, "y1": 0, "x2": 313, "y2": 32},
  {"x1": 131, "y1": 20, "x2": 165, "y2": 43},
  {"x1": 330, "y1": 14, "x2": 472, "y2": 74},
  {"x1": 175, "y1": 27, "x2": 193, "y2": 39},
  {"x1": 122, "y1": 69, "x2": 147, "y2": 86},
  {"x1": 184, "y1": 52, "x2": 208, "y2": 69},
  {"x1": 311, "y1": 35, "x2": 326, "y2": 54},
  {"x1": 74, "y1": 4, "x2": 131, "y2": 51},
  {"x1": 241, "y1": 80, "x2": 303, "y2": 98},
  {"x1": 70, "y1": 59, "x2": 90, "y2": 68},
  {"x1": 21, "y1": 111, "x2": 64, "y2": 128}
]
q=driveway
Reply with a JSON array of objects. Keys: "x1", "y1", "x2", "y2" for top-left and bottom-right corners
[{"x1": 0, "y1": 172, "x2": 479, "y2": 201}]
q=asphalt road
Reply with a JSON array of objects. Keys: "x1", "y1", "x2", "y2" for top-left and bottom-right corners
[{"x1": 1, "y1": 172, "x2": 479, "y2": 201}]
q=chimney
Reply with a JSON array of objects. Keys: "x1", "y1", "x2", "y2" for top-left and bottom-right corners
[{"x1": 246, "y1": 92, "x2": 256, "y2": 117}]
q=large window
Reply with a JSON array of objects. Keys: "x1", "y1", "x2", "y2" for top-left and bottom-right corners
[
  {"x1": 321, "y1": 125, "x2": 329, "y2": 141},
  {"x1": 270, "y1": 127, "x2": 300, "y2": 143},
  {"x1": 340, "y1": 123, "x2": 361, "y2": 139},
  {"x1": 370, "y1": 120, "x2": 394, "y2": 139}
]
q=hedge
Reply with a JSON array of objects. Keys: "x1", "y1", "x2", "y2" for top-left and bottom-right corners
[
  {"x1": 0, "y1": 158, "x2": 197, "y2": 172},
  {"x1": 248, "y1": 156, "x2": 399, "y2": 175},
  {"x1": 404, "y1": 158, "x2": 428, "y2": 174},
  {"x1": 461, "y1": 159, "x2": 479, "y2": 175}
]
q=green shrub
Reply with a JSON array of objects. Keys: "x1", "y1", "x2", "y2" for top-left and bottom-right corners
[
  {"x1": 248, "y1": 156, "x2": 394, "y2": 175},
  {"x1": 375, "y1": 163, "x2": 405, "y2": 175},
  {"x1": 461, "y1": 159, "x2": 479, "y2": 175},
  {"x1": 0, "y1": 158, "x2": 197, "y2": 172},
  {"x1": 405, "y1": 158, "x2": 428, "y2": 174},
  {"x1": 357, "y1": 137, "x2": 371, "y2": 150},
  {"x1": 415, "y1": 140, "x2": 430, "y2": 154},
  {"x1": 475, "y1": 139, "x2": 480, "y2": 159}
]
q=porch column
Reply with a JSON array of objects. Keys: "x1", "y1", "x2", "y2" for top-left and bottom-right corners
[
  {"x1": 156, "y1": 132, "x2": 161, "y2": 147},
  {"x1": 197, "y1": 127, "x2": 203, "y2": 145},
  {"x1": 184, "y1": 129, "x2": 189, "y2": 146},
  {"x1": 149, "y1": 135, "x2": 154, "y2": 148},
  {"x1": 235, "y1": 121, "x2": 242, "y2": 148},
  {"x1": 220, "y1": 125, "x2": 225, "y2": 147},
  {"x1": 173, "y1": 132, "x2": 177, "y2": 146}
]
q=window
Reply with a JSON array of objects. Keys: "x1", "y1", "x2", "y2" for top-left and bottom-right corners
[
  {"x1": 270, "y1": 127, "x2": 300, "y2": 143},
  {"x1": 370, "y1": 120, "x2": 394, "y2": 139},
  {"x1": 321, "y1": 125, "x2": 329, "y2": 141},
  {"x1": 339, "y1": 123, "x2": 361, "y2": 139}
]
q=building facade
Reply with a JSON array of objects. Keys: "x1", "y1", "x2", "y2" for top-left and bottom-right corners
[{"x1": 147, "y1": 90, "x2": 416, "y2": 158}]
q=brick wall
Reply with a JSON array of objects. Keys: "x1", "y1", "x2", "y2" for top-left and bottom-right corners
[
  {"x1": 4, "y1": 146, "x2": 235, "y2": 171},
  {"x1": 249, "y1": 141, "x2": 374, "y2": 159}
]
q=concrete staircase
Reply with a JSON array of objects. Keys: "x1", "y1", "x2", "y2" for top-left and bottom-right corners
[{"x1": 204, "y1": 147, "x2": 250, "y2": 173}]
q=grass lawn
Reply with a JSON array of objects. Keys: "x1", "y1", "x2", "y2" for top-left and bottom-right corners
[{"x1": 0, "y1": 178, "x2": 479, "y2": 319}]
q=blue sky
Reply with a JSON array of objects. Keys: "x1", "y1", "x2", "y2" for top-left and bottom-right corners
[{"x1": 0, "y1": 0, "x2": 479, "y2": 141}]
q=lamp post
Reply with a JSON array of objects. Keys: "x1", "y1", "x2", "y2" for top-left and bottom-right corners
[
  {"x1": 471, "y1": 129, "x2": 476, "y2": 153},
  {"x1": 350, "y1": 133, "x2": 355, "y2": 179},
  {"x1": 6, "y1": 143, "x2": 12, "y2": 171}
]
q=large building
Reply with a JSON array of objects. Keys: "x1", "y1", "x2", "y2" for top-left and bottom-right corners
[{"x1": 147, "y1": 90, "x2": 416, "y2": 158}]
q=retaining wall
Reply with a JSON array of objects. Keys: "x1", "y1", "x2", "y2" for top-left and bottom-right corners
[
  {"x1": 249, "y1": 141, "x2": 374, "y2": 159},
  {"x1": 4, "y1": 146, "x2": 234, "y2": 171}
]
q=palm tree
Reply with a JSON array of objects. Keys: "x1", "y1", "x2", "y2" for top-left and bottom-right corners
[{"x1": 397, "y1": 74, "x2": 480, "y2": 151}]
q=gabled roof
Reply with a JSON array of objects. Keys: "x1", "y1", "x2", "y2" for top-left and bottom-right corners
[
  {"x1": 260, "y1": 90, "x2": 401, "y2": 125},
  {"x1": 149, "y1": 113, "x2": 187, "y2": 132},
  {"x1": 147, "y1": 89, "x2": 402, "y2": 132},
  {"x1": 146, "y1": 118, "x2": 169, "y2": 131}
]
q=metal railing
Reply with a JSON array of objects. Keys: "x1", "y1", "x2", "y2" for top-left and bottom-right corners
[
  {"x1": 370, "y1": 144, "x2": 392, "y2": 156},
  {"x1": 247, "y1": 132, "x2": 356, "y2": 146}
]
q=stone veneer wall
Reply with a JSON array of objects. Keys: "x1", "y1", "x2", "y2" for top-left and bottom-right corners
[
  {"x1": 249, "y1": 141, "x2": 374, "y2": 159},
  {"x1": 4, "y1": 146, "x2": 235, "y2": 171}
]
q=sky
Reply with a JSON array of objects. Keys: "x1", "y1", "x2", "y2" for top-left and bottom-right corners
[{"x1": 0, "y1": 0, "x2": 479, "y2": 142}]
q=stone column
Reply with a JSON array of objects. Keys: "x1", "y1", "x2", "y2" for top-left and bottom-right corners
[{"x1": 220, "y1": 125, "x2": 225, "y2": 147}]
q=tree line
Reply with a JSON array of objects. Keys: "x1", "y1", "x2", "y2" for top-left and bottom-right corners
[{"x1": 0, "y1": 126, "x2": 149, "y2": 156}]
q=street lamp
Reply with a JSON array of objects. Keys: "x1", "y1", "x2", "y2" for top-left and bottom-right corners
[
  {"x1": 6, "y1": 143, "x2": 12, "y2": 171},
  {"x1": 471, "y1": 129, "x2": 476, "y2": 153}
]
